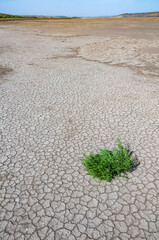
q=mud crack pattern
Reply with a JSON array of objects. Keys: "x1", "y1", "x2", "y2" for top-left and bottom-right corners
[{"x1": 0, "y1": 24, "x2": 159, "y2": 240}]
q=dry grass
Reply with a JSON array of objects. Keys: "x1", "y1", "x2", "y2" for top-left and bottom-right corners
[{"x1": 1, "y1": 17, "x2": 159, "y2": 40}]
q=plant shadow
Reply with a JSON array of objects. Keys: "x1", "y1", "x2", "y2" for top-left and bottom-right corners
[{"x1": 127, "y1": 144, "x2": 140, "y2": 173}]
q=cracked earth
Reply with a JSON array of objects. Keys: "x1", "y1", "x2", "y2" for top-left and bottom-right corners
[{"x1": 0, "y1": 20, "x2": 159, "y2": 239}]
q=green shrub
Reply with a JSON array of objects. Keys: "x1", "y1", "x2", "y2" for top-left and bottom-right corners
[{"x1": 81, "y1": 139, "x2": 134, "y2": 182}]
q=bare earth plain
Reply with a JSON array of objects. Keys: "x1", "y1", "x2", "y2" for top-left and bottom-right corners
[{"x1": 0, "y1": 18, "x2": 159, "y2": 240}]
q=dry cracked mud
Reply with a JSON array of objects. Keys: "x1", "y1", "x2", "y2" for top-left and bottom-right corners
[{"x1": 0, "y1": 19, "x2": 159, "y2": 240}]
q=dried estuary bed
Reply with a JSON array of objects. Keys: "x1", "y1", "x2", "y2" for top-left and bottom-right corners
[
  {"x1": 78, "y1": 37, "x2": 159, "y2": 77},
  {"x1": 1, "y1": 19, "x2": 159, "y2": 240}
]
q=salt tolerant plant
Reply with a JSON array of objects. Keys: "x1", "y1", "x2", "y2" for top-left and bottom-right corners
[{"x1": 81, "y1": 139, "x2": 135, "y2": 182}]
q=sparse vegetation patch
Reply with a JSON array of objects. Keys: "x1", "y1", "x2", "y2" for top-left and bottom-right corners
[{"x1": 81, "y1": 139, "x2": 135, "y2": 182}]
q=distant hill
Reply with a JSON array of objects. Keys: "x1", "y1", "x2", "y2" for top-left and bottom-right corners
[
  {"x1": 115, "y1": 12, "x2": 159, "y2": 18},
  {"x1": 0, "y1": 13, "x2": 78, "y2": 20},
  {"x1": 1, "y1": 12, "x2": 159, "y2": 20},
  {"x1": 0, "y1": 13, "x2": 25, "y2": 18}
]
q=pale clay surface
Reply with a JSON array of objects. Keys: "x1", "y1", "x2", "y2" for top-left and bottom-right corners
[
  {"x1": 78, "y1": 37, "x2": 159, "y2": 77},
  {"x1": 0, "y1": 21, "x2": 159, "y2": 240}
]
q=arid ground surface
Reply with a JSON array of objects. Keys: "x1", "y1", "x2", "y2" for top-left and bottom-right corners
[{"x1": 0, "y1": 18, "x2": 159, "y2": 239}]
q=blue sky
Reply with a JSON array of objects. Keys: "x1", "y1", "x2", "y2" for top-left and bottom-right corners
[{"x1": 0, "y1": 0, "x2": 159, "y2": 17}]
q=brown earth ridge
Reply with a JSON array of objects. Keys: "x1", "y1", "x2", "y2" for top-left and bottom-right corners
[{"x1": 116, "y1": 12, "x2": 159, "y2": 18}]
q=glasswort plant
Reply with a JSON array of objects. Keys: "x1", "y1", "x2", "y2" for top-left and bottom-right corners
[{"x1": 81, "y1": 139, "x2": 134, "y2": 182}]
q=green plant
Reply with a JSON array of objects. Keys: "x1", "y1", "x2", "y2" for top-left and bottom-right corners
[{"x1": 81, "y1": 139, "x2": 134, "y2": 182}]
